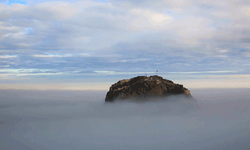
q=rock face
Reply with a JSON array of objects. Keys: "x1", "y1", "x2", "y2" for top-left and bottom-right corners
[{"x1": 105, "y1": 75, "x2": 192, "y2": 102}]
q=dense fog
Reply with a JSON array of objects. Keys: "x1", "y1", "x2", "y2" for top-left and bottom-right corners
[{"x1": 0, "y1": 88, "x2": 250, "y2": 150}]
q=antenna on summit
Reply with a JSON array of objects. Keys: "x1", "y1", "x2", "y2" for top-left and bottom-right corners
[{"x1": 156, "y1": 70, "x2": 158, "y2": 75}]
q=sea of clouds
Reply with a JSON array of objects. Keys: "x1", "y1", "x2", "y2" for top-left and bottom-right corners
[{"x1": 0, "y1": 88, "x2": 250, "y2": 150}]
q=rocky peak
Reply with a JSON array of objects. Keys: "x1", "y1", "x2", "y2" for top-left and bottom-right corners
[{"x1": 105, "y1": 75, "x2": 192, "y2": 102}]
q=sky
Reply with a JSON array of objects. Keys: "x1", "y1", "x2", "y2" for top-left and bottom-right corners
[{"x1": 0, "y1": 0, "x2": 250, "y2": 90}]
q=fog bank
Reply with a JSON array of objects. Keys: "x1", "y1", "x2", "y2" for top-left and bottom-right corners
[{"x1": 0, "y1": 89, "x2": 250, "y2": 150}]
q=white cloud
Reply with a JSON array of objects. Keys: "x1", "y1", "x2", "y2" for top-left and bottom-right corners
[
  {"x1": 163, "y1": 0, "x2": 192, "y2": 7},
  {"x1": 130, "y1": 8, "x2": 173, "y2": 30},
  {"x1": 33, "y1": 52, "x2": 92, "y2": 58},
  {"x1": 34, "y1": 1, "x2": 78, "y2": 19},
  {"x1": 94, "y1": 71, "x2": 115, "y2": 74},
  {"x1": 0, "y1": 55, "x2": 17, "y2": 58},
  {"x1": 33, "y1": 54, "x2": 71, "y2": 58},
  {"x1": 219, "y1": 49, "x2": 229, "y2": 53}
]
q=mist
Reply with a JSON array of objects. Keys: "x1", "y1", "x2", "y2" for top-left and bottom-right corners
[{"x1": 0, "y1": 88, "x2": 250, "y2": 150}]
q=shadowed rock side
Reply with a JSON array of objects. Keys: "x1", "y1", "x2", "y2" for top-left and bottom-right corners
[{"x1": 105, "y1": 75, "x2": 193, "y2": 102}]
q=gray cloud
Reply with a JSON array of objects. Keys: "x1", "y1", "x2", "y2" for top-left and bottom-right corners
[{"x1": 0, "y1": 0, "x2": 249, "y2": 80}]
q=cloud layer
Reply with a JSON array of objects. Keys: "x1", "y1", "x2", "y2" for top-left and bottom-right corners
[
  {"x1": 0, "y1": 0, "x2": 249, "y2": 85},
  {"x1": 1, "y1": 89, "x2": 250, "y2": 149}
]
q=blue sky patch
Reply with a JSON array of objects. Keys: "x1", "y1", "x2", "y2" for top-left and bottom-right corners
[
  {"x1": 2, "y1": 0, "x2": 27, "y2": 5},
  {"x1": 24, "y1": 27, "x2": 33, "y2": 34},
  {"x1": 12, "y1": 1, "x2": 26, "y2": 5}
]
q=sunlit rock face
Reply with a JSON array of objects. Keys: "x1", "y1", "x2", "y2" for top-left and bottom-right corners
[{"x1": 105, "y1": 75, "x2": 193, "y2": 102}]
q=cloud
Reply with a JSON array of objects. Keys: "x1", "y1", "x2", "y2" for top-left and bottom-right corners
[
  {"x1": 33, "y1": 54, "x2": 72, "y2": 58},
  {"x1": 0, "y1": 55, "x2": 17, "y2": 58},
  {"x1": 0, "y1": 0, "x2": 249, "y2": 82},
  {"x1": 129, "y1": 8, "x2": 173, "y2": 30}
]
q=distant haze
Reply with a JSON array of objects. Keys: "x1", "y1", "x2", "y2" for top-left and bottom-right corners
[{"x1": 1, "y1": 75, "x2": 250, "y2": 90}]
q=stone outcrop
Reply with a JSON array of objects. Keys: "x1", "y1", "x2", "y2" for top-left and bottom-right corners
[{"x1": 105, "y1": 75, "x2": 192, "y2": 102}]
